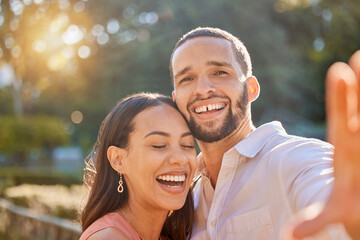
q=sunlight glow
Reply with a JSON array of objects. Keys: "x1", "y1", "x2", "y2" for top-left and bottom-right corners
[
  {"x1": 62, "y1": 46, "x2": 75, "y2": 59},
  {"x1": 33, "y1": 40, "x2": 47, "y2": 52},
  {"x1": 50, "y1": 13, "x2": 69, "y2": 32},
  {"x1": 47, "y1": 52, "x2": 67, "y2": 71}
]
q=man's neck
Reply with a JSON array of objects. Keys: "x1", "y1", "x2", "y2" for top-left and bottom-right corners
[{"x1": 197, "y1": 118, "x2": 255, "y2": 188}]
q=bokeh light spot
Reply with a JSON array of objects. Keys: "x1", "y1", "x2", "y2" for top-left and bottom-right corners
[
  {"x1": 74, "y1": 1, "x2": 85, "y2": 12},
  {"x1": 92, "y1": 24, "x2": 104, "y2": 36},
  {"x1": 78, "y1": 45, "x2": 90, "y2": 59},
  {"x1": 11, "y1": 45, "x2": 22, "y2": 58},
  {"x1": 71, "y1": 111, "x2": 83, "y2": 124},
  {"x1": 107, "y1": 18, "x2": 120, "y2": 34},
  {"x1": 10, "y1": 0, "x2": 24, "y2": 15},
  {"x1": 97, "y1": 33, "x2": 109, "y2": 45},
  {"x1": 62, "y1": 25, "x2": 84, "y2": 45},
  {"x1": 0, "y1": 15, "x2": 4, "y2": 27},
  {"x1": 123, "y1": 3, "x2": 138, "y2": 19},
  {"x1": 313, "y1": 38, "x2": 324, "y2": 52},
  {"x1": 58, "y1": 0, "x2": 70, "y2": 10},
  {"x1": 10, "y1": 18, "x2": 20, "y2": 31},
  {"x1": 5, "y1": 37, "x2": 15, "y2": 49}
]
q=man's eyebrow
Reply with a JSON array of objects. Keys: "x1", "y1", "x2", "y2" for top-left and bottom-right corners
[
  {"x1": 144, "y1": 131, "x2": 170, "y2": 138},
  {"x1": 174, "y1": 66, "x2": 192, "y2": 79},
  {"x1": 207, "y1": 61, "x2": 231, "y2": 67}
]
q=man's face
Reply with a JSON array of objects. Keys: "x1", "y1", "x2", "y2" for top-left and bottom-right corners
[{"x1": 172, "y1": 37, "x2": 249, "y2": 142}]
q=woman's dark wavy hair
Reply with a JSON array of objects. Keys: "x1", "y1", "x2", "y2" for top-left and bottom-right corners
[{"x1": 81, "y1": 92, "x2": 194, "y2": 240}]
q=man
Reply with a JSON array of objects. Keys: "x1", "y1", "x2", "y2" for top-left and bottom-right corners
[{"x1": 170, "y1": 27, "x2": 360, "y2": 239}]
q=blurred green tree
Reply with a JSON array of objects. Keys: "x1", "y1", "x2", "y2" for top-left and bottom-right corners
[{"x1": 0, "y1": 115, "x2": 69, "y2": 165}]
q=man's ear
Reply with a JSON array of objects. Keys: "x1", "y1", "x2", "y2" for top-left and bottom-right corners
[
  {"x1": 172, "y1": 91, "x2": 176, "y2": 102},
  {"x1": 107, "y1": 146, "x2": 127, "y2": 172},
  {"x1": 246, "y1": 76, "x2": 260, "y2": 103}
]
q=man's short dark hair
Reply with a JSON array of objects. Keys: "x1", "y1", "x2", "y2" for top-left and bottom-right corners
[{"x1": 170, "y1": 27, "x2": 252, "y2": 82}]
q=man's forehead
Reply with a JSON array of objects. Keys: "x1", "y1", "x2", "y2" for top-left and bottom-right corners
[{"x1": 172, "y1": 37, "x2": 233, "y2": 67}]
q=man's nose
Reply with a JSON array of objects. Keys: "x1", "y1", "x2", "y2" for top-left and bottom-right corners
[{"x1": 194, "y1": 74, "x2": 216, "y2": 96}]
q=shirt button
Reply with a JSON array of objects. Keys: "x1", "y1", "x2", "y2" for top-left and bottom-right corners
[{"x1": 210, "y1": 221, "x2": 216, "y2": 227}]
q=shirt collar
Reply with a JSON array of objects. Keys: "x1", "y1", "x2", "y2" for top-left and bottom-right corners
[
  {"x1": 233, "y1": 121, "x2": 286, "y2": 158},
  {"x1": 195, "y1": 121, "x2": 286, "y2": 177}
]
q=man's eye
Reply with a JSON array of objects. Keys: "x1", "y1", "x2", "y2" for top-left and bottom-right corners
[
  {"x1": 152, "y1": 145, "x2": 166, "y2": 149},
  {"x1": 214, "y1": 71, "x2": 227, "y2": 75},
  {"x1": 180, "y1": 77, "x2": 193, "y2": 83}
]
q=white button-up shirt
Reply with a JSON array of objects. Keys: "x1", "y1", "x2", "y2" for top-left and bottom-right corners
[{"x1": 192, "y1": 121, "x2": 349, "y2": 240}]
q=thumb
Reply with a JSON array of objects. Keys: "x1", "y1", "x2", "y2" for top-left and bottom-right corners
[{"x1": 292, "y1": 203, "x2": 336, "y2": 239}]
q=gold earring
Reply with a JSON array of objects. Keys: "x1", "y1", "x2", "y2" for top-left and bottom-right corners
[{"x1": 117, "y1": 173, "x2": 124, "y2": 193}]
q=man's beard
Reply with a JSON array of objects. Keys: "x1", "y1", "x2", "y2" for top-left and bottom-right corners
[{"x1": 187, "y1": 88, "x2": 248, "y2": 143}]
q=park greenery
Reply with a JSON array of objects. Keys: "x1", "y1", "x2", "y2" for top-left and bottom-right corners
[{"x1": 0, "y1": 0, "x2": 359, "y2": 166}]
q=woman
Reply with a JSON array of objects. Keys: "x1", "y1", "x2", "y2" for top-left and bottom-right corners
[{"x1": 80, "y1": 93, "x2": 197, "y2": 240}]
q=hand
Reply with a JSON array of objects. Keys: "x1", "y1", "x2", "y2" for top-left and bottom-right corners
[{"x1": 287, "y1": 50, "x2": 360, "y2": 239}]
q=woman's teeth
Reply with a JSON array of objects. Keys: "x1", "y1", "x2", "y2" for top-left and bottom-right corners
[{"x1": 157, "y1": 175, "x2": 185, "y2": 182}]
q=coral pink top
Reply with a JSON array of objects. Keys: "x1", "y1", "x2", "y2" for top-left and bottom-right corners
[{"x1": 80, "y1": 212, "x2": 144, "y2": 240}]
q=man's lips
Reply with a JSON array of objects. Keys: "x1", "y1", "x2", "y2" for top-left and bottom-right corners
[
  {"x1": 194, "y1": 102, "x2": 226, "y2": 114},
  {"x1": 189, "y1": 99, "x2": 228, "y2": 119}
]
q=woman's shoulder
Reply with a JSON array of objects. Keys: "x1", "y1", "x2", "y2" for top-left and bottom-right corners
[
  {"x1": 80, "y1": 212, "x2": 143, "y2": 240},
  {"x1": 87, "y1": 227, "x2": 130, "y2": 240}
]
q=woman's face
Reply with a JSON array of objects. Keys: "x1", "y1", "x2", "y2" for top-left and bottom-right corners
[{"x1": 122, "y1": 104, "x2": 197, "y2": 212}]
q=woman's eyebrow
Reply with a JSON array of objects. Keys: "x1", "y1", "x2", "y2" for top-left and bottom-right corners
[
  {"x1": 181, "y1": 132, "x2": 193, "y2": 138},
  {"x1": 144, "y1": 131, "x2": 170, "y2": 138}
]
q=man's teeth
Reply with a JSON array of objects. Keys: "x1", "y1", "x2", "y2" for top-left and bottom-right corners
[
  {"x1": 194, "y1": 103, "x2": 225, "y2": 113},
  {"x1": 157, "y1": 175, "x2": 186, "y2": 182}
]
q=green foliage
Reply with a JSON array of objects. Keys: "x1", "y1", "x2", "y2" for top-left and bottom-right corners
[
  {"x1": 4, "y1": 184, "x2": 85, "y2": 220},
  {"x1": 0, "y1": 116, "x2": 69, "y2": 164},
  {"x1": 0, "y1": 167, "x2": 82, "y2": 196}
]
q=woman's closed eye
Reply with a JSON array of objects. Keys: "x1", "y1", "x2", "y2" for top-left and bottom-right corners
[
  {"x1": 152, "y1": 145, "x2": 167, "y2": 149},
  {"x1": 182, "y1": 144, "x2": 195, "y2": 149}
]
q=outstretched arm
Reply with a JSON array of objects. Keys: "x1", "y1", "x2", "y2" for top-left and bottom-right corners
[{"x1": 289, "y1": 50, "x2": 360, "y2": 239}]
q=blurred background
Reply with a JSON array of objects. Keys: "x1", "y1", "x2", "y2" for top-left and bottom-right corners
[{"x1": 0, "y1": 0, "x2": 359, "y2": 239}]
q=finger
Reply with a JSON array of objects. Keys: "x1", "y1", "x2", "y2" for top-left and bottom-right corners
[
  {"x1": 326, "y1": 63, "x2": 348, "y2": 143},
  {"x1": 326, "y1": 63, "x2": 357, "y2": 143},
  {"x1": 349, "y1": 50, "x2": 360, "y2": 125}
]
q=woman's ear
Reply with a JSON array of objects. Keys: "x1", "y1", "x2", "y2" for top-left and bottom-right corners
[
  {"x1": 107, "y1": 146, "x2": 127, "y2": 172},
  {"x1": 246, "y1": 76, "x2": 260, "y2": 103}
]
